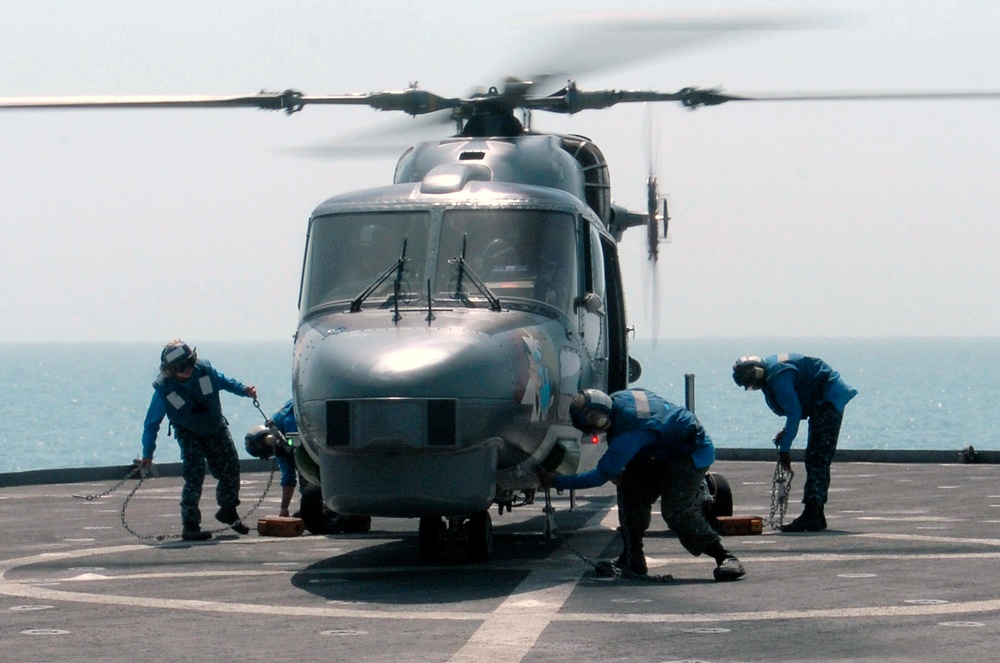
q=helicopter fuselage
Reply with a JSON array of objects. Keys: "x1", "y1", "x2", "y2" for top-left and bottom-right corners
[{"x1": 292, "y1": 132, "x2": 633, "y2": 520}]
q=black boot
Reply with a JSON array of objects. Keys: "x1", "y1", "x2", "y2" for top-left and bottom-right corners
[
  {"x1": 613, "y1": 531, "x2": 648, "y2": 577},
  {"x1": 781, "y1": 503, "x2": 826, "y2": 532},
  {"x1": 215, "y1": 507, "x2": 250, "y2": 535},
  {"x1": 182, "y1": 524, "x2": 212, "y2": 542},
  {"x1": 713, "y1": 555, "x2": 746, "y2": 581},
  {"x1": 705, "y1": 541, "x2": 746, "y2": 581}
]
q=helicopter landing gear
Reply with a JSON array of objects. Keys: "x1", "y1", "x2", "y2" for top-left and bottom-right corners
[
  {"x1": 418, "y1": 511, "x2": 494, "y2": 562},
  {"x1": 297, "y1": 484, "x2": 372, "y2": 535},
  {"x1": 418, "y1": 516, "x2": 446, "y2": 562},
  {"x1": 465, "y1": 510, "x2": 493, "y2": 563},
  {"x1": 542, "y1": 488, "x2": 559, "y2": 541}
]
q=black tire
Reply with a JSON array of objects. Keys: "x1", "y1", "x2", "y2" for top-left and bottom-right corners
[
  {"x1": 298, "y1": 483, "x2": 344, "y2": 535},
  {"x1": 418, "y1": 516, "x2": 445, "y2": 562},
  {"x1": 465, "y1": 510, "x2": 493, "y2": 563},
  {"x1": 342, "y1": 515, "x2": 372, "y2": 533},
  {"x1": 705, "y1": 472, "x2": 734, "y2": 524}
]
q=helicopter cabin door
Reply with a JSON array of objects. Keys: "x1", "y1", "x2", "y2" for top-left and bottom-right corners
[
  {"x1": 600, "y1": 234, "x2": 628, "y2": 392},
  {"x1": 580, "y1": 223, "x2": 627, "y2": 393}
]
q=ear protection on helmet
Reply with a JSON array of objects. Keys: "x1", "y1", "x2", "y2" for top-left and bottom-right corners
[
  {"x1": 244, "y1": 424, "x2": 278, "y2": 460},
  {"x1": 160, "y1": 340, "x2": 197, "y2": 375},
  {"x1": 569, "y1": 389, "x2": 613, "y2": 432},
  {"x1": 732, "y1": 356, "x2": 765, "y2": 387}
]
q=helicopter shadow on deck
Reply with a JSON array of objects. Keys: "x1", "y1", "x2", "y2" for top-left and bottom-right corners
[{"x1": 290, "y1": 495, "x2": 619, "y2": 605}]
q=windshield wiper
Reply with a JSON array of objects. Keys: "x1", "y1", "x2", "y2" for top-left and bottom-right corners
[
  {"x1": 449, "y1": 236, "x2": 502, "y2": 312},
  {"x1": 350, "y1": 238, "x2": 408, "y2": 313}
]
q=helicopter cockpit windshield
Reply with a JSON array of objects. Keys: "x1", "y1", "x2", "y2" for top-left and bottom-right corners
[
  {"x1": 434, "y1": 209, "x2": 576, "y2": 316},
  {"x1": 301, "y1": 211, "x2": 430, "y2": 313},
  {"x1": 300, "y1": 207, "x2": 577, "y2": 319}
]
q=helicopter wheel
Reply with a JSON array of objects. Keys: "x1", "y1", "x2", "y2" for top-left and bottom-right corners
[
  {"x1": 341, "y1": 515, "x2": 372, "y2": 533},
  {"x1": 465, "y1": 510, "x2": 493, "y2": 563},
  {"x1": 704, "y1": 472, "x2": 734, "y2": 528},
  {"x1": 418, "y1": 516, "x2": 446, "y2": 562},
  {"x1": 298, "y1": 483, "x2": 345, "y2": 535}
]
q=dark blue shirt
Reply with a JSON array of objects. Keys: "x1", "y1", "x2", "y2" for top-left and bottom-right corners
[
  {"x1": 552, "y1": 388, "x2": 714, "y2": 490},
  {"x1": 762, "y1": 353, "x2": 857, "y2": 452},
  {"x1": 141, "y1": 360, "x2": 249, "y2": 458}
]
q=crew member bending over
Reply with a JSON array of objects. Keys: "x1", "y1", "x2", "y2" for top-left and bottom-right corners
[
  {"x1": 732, "y1": 353, "x2": 857, "y2": 532},
  {"x1": 539, "y1": 388, "x2": 745, "y2": 581}
]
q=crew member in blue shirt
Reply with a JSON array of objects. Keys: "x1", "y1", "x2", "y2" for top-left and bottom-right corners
[
  {"x1": 244, "y1": 400, "x2": 372, "y2": 534},
  {"x1": 141, "y1": 340, "x2": 258, "y2": 541},
  {"x1": 268, "y1": 399, "x2": 299, "y2": 517},
  {"x1": 539, "y1": 388, "x2": 745, "y2": 582},
  {"x1": 733, "y1": 353, "x2": 858, "y2": 532},
  {"x1": 244, "y1": 401, "x2": 299, "y2": 516}
]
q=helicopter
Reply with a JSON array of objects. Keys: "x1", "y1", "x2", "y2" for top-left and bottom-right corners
[{"x1": 3, "y1": 12, "x2": 998, "y2": 562}]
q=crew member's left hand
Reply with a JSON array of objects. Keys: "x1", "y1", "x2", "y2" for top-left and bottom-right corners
[
  {"x1": 778, "y1": 451, "x2": 792, "y2": 473},
  {"x1": 246, "y1": 386, "x2": 258, "y2": 400},
  {"x1": 536, "y1": 469, "x2": 554, "y2": 489}
]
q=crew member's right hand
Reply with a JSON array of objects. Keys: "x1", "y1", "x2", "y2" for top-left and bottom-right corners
[
  {"x1": 140, "y1": 457, "x2": 153, "y2": 469},
  {"x1": 777, "y1": 451, "x2": 792, "y2": 473}
]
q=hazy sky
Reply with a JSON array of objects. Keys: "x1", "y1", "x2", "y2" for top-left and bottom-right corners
[{"x1": 1, "y1": 0, "x2": 997, "y2": 343}]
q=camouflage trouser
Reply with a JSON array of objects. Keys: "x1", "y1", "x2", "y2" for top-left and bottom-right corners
[
  {"x1": 175, "y1": 427, "x2": 242, "y2": 528},
  {"x1": 616, "y1": 456, "x2": 721, "y2": 567},
  {"x1": 802, "y1": 401, "x2": 844, "y2": 507}
]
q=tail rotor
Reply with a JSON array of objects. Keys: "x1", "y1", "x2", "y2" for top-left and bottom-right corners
[{"x1": 642, "y1": 104, "x2": 671, "y2": 340}]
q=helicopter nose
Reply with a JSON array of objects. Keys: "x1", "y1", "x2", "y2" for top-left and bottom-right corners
[{"x1": 296, "y1": 325, "x2": 521, "y2": 400}]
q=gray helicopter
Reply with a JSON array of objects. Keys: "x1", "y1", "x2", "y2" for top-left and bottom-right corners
[{"x1": 4, "y1": 14, "x2": 998, "y2": 562}]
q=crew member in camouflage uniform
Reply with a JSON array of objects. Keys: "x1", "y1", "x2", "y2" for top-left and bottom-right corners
[
  {"x1": 141, "y1": 340, "x2": 258, "y2": 541},
  {"x1": 732, "y1": 353, "x2": 857, "y2": 532},
  {"x1": 539, "y1": 388, "x2": 745, "y2": 582}
]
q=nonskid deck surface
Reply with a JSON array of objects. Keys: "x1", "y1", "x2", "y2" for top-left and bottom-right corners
[{"x1": 2, "y1": 460, "x2": 999, "y2": 663}]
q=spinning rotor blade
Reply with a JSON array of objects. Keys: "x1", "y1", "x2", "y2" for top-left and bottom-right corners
[
  {"x1": 642, "y1": 104, "x2": 661, "y2": 264},
  {"x1": 0, "y1": 91, "x2": 309, "y2": 113},
  {"x1": 283, "y1": 109, "x2": 456, "y2": 158},
  {"x1": 0, "y1": 88, "x2": 462, "y2": 116},
  {"x1": 510, "y1": 10, "x2": 826, "y2": 95},
  {"x1": 669, "y1": 88, "x2": 1000, "y2": 108},
  {"x1": 640, "y1": 103, "x2": 664, "y2": 343}
]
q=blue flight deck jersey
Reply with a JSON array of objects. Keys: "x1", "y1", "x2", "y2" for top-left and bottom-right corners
[
  {"x1": 141, "y1": 360, "x2": 250, "y2": 458},
  {"x1": 552, "y1": 388, "x2": 715, "y2": 490},
  {"x1": 762, "y1": 353, "x2": 858, "y2": 452},
  {"x1": 271, "y1": 399, "x2": 298, "y2": 436}
]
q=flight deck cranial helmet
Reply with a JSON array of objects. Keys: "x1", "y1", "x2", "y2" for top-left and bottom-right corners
[
  {"x1": 244, "y1": 424, "x2": 279, "y2": 460},
  {"x1": 160, "y1": 340, "x2": 197, "y2": 376},
  {"x1": 732, "y1": 356, "x2": 766, "y2": 390},
  {"x1": 569, "y1": 389, "x2": 614, "y2": 433}
]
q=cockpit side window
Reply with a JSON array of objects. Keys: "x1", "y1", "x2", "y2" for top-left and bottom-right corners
[
  {"x1": 300, "y1": 211, "x2": 431, "y2": 313},
  {"x1": 435, "y1": 209, "x2": 577, "y2": 315},
  {"x1": 588, "y1": 224, "x2": 607, "y2": 304}
]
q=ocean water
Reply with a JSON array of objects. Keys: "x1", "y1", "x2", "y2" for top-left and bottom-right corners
[{"x1": 2, "y1": 338, "x2": 998, "y2": 474}]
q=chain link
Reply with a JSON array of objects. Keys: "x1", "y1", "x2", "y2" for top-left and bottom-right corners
[
  {"x1": 115, "y1": 459, "x2": 277, "y2": 541},
  {"x1": 766, "y1": 461, "x2": 794, "y2": 530},
  {"x1": 550, "y1": 487, "x2": 673, "y2": 583},
  {"x1": 72, "y1": 463, "x2": 145, "y2": 501},
  {"x1": 82, "y1": 398, "x2": 279, "y2": 541}
]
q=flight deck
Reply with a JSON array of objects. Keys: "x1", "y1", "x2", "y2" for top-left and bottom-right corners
[{"x1": 2, "y1": 458, "x2": 999, "y2": 662}]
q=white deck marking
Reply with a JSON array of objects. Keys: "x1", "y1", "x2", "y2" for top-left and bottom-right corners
[
  {"x1": 446, "y1": 507, "x2": 619, "y2": 663},
  {"x1": 4, "y1": 524, "x2": 1000, "y2": 663}
]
